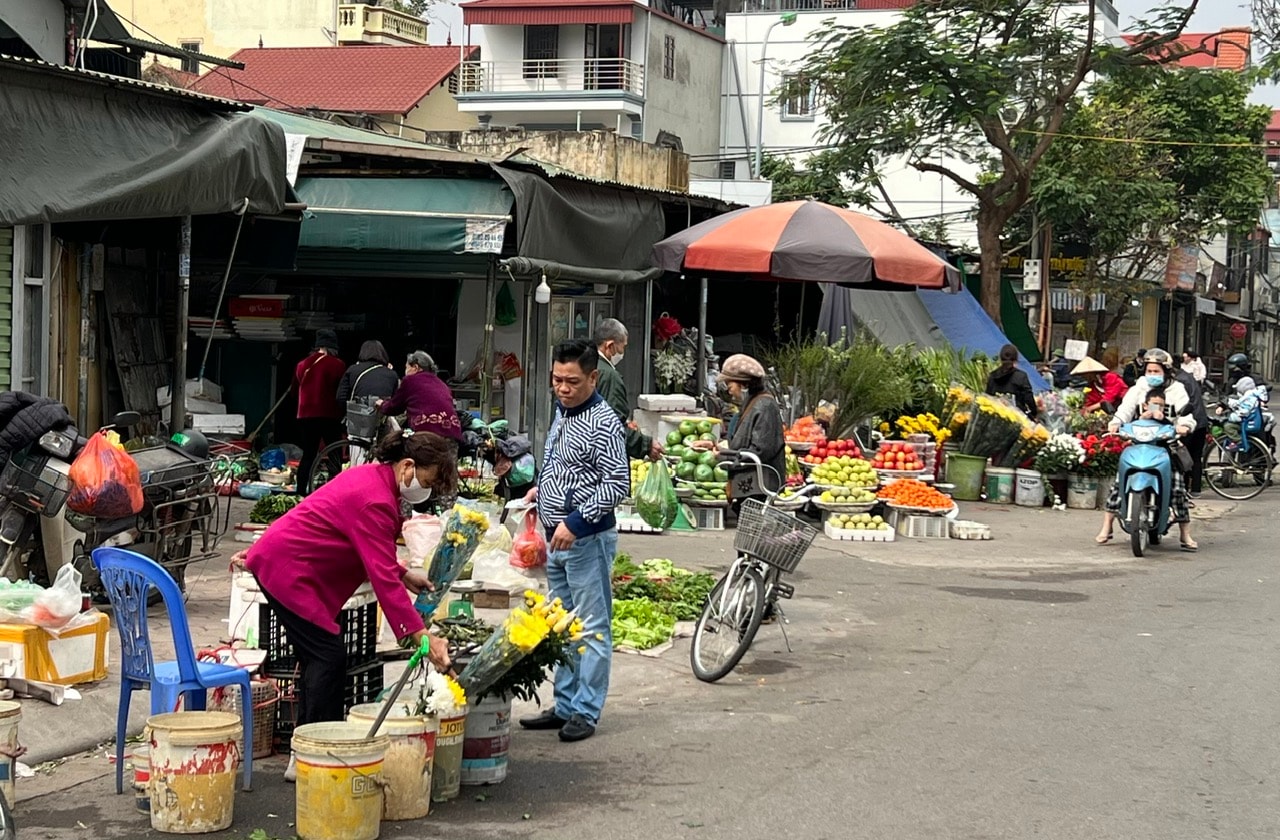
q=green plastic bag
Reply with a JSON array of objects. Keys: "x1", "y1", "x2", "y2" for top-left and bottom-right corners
[
  {"x1": 635, "y1": 458, "x2": 678, "y2": 529},
  {"x1": 496, "y1": 281, "x2": 517, "y2": 326}
]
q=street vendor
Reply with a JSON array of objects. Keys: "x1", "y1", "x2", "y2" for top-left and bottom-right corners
[
  {"x1": 594, "y1": 318, "x2": 663, "y2": 460},
  {"x1": 694, "y1": 354, "x2": 786, "y2": 498},
  {"x1": 377, "y1": 351, "x2": 463, "y2": 446},
  {"x1": 234, "y1": 428, "x2": 456, "y2": 780},
  {"x1": 1073, "y1": 356, "x2": 1128, "y2": 415}
]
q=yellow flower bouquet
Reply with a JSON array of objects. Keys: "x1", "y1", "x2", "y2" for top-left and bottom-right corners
[
  {"x1": 413, "y1": 505, "x2": 491, "y2": 617},
  {"x1": 454, "y1": 590, "x2": 586, "y2": 702}
]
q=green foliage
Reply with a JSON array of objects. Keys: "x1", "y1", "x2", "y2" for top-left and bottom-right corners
[
  {"x1": 894, "y1": 346, "x2": 996, "y2": 417},
  {"x1": 759, "y1": 152, "x2": 866, "y2": 207}
]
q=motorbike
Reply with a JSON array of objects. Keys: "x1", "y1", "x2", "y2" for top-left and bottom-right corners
[
  {"x1": 0, "y1": 410, "x2": 219, "y2": 598},
  {"x1": 459, "y1": 417, "x2": 537, "y2": 509},
  {"x1": 1113, "y1": 418, "x2": 1179, "y2": 558}
]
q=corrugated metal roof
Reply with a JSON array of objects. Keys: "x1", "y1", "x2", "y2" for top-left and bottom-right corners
[
  {"x1": 462, "y1": 0, "x2": 635, "y2": 25},
  {"x1": 0, "y1": 54, "x2": 251, "y2": 111},
  {"x1": 254, "y1": 107, "x2": 482, "y2": 161},
  {"x1": 500, "y1": 152, "x2": 740, "y2": 209}
]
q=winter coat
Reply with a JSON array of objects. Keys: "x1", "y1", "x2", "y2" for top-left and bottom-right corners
[
  {"x1": 336, "y1": 361, "x2": 399, "y2": 403},
  {"x1": 0, "y1": 392, "x2": 76, "y2": 466},
  {"x1": 596, "y1": 358, "x2": 651, "y2": 459},
  {"x1": 985, "y1": 365, "x2": 1036, "y2": 417},
  {"x1": 726, "y1": 391, "x2": 787, "y2": 494}
]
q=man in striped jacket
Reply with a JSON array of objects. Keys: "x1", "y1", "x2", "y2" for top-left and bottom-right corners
[{"x1": 519, "y1": 340, "x2": 630, "y2": 742}]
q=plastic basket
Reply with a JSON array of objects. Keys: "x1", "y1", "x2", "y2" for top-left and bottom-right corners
[
  {"x1": 733, "y1": 498, "x2": 820, "y2": 573},
  {"x1": 209, "y1": 679, "x2": 279, "y2": 758},
  {"x1": 345, "y1": 397, "x2": 381, "y2": 440},
  {"x1": 270, "y1": 661, "x2": 386, "y2": 751},
  {"x1": 0, "y1": 449, "x2": 72, "y2": 515},
  {"x1": 261, "y1": 601, "x2": 380, "y2": 675}
]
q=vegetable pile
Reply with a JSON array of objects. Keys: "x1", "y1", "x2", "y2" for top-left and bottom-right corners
[
  {"x1": 609, "y1": 555, "x2": 716, "y2": 649},
  {"x1": 611, "y1": 600, "x2": 677, "y2": 651},
  {"x1": 249, "y1": 494, "x2": 300, "y2": 524}
]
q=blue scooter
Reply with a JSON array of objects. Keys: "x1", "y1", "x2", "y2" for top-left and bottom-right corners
[{"x1": 1114, "y1": 418, "x2": 1178, "y2": 557}]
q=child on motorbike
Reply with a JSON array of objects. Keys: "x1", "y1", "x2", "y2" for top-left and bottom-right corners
[
  {"x1": 1217, "y1": 375, "x2": 1268, "y2": 451},
  {"x1": 1095, "y1": 352, "x2": 1198, "y2": 551}
]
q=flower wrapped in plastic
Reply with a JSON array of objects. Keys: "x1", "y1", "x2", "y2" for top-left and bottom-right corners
[
  {"x1": 413, "y1": 505, "x2": 491, "y2": 618},
  {"x1": 940, "y1": 385, "x2": 977, "y2": 433},
  {"x1": 412, "y1": 665, "x2": 468, "y2": 717},
  {"x1": 455, "y1": 591, "x2": 585, "y2": 701},
  {"x1": 960, "y1": 395, "x2": 1025, "y2": 459}
]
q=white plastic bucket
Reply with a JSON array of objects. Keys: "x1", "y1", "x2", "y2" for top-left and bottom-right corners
[
  {"x1": 132, "y1": 743, "x2": 151, "y2": 815},
  {"x1": 1014, "y1": 469, "x2": 1043, "y2": 508},
  {"x1": 292, "y1": 722, "x2": 390, "y2": 840},
  {"x1": 461, "y1": 695, "x2": 512, "y2": 786},
  {"x1": 985, "y1": 466, "x2": 1015, "y2": 504},
  {"x1": 0, "y1": 702, "x2": 20, "y2": 810},
  {"x1": 1067, "y1": 474, "x2": 1100, "y2": 510},
  {"x1": 147, "y1": 711, "x2": 242, "y2": 834},
  {"x1": 346, "y1": 703, "x2": 438, "y2": 821},
  {"x1": 431, "y1": 708, "x2": 468, "y2": 802}
]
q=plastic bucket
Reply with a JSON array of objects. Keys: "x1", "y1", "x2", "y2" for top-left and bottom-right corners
[
  {"x1": 147, "y1": 711, "x2": 242, "y2": 834},
  {"x1": 985, "y1": 467, "x2": 1015, "y2": 504},
  {"x1": 946, "y1": 453, "x2": 987, "y2": 501},
  {"x1": 132, "y1": 744, "x2": 152, "y2": 815},
  {"x1": 347, "y1": 704, "x2": 438, "y2": 821},
  {"x1": 1014, "y1": 469, "x2": 1043, "y2": 507},
  {"x1": 292, "y1": 723, "x2": 390, "y2": 840},
  {"x1": 0, "y1": 702, "x2": 20, "y2": 810},
  {"x1": 461, "y1": 695, "x2": 512, "y2": 786},
  {"x1": 430, "y1": 708, "x2": 468, "y2": 802},
  {"x1": 1067, "y1": 475, "x2": 1099, "y2": 510}
]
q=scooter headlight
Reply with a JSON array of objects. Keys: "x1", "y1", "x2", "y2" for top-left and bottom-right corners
[{"x1": 1131, "y1": 426, "x2": 1158, "y2": 443}]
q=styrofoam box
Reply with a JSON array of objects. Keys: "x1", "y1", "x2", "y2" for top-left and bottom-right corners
[
  {"x1": 638, "y1": 394, "x2": 697, "y2": 412},
  {"x1": 228, "y1": 572, "x2": 376, "y2": 647},
  {"x1": 824, "y1": 521, "x2": 895, "y2": 542},
  {"x1": 157, "y1": 379, "x2": 223, "y2": 406},
  {"x1": 0, "y1": 613, "x2": 111, "y2": 685},
  {"x1": 193, "y1": 414, "x2": 246, "y2": 434}
]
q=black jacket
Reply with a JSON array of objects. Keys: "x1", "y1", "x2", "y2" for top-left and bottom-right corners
[
  {"x1": 1173, "y1": 369, "x2": 1211, "y2": 430},
  {"x1": 0, "y1": 392, "x2": 75, "y2": 466},
  {"x1": 985, "y1": 366, "x2": 1037, "y2": 417},
  {"x1": 336, "y1": 362, "x2": 399, "y2": 402}
]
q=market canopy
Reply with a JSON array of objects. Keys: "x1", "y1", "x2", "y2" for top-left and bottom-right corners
[
  {"x1": 0, "y1": 56, "x2": 290, "y2": 226},
  {"x1": 652, "y1": 200, "x2": 962, "y2": 291},
  {"x1": 293, "y1": 177, "x2": 514, "y2": 255}
]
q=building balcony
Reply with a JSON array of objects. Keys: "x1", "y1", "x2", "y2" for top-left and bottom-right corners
[
  {"x1": 337, "y1": 4, "x2": 429, "y2": 45},
  {"x1": 458, "y1": 58, "x2": 646, "y2": 102}
]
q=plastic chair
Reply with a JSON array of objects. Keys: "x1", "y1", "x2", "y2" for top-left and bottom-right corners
[{"x1": 91, "y1": 547, "x2": 253, "y2": 794}]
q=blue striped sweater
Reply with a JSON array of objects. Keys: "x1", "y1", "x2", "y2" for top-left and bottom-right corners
[{"x1": 536, "y1": 392, "x2": 630, "y2": 539}]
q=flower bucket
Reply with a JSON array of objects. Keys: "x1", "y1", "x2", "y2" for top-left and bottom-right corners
[
  {"x1": 461, "y1": 694, "x2": 512, "y2": 786},
  {"x1": 346, "y1": 704, "x2": 438, "y2": 821},
  {"x1": 430, "y1": 707, "x2": 468, "y2": 802},
  {"x1": 1096, "y1": 478, "x2": 1112, "y2": 509},
  {"x1": 945, "y1": 453, "x2": 987, "y2": 501},
  {"x1": 1066, "y1": 474, "x2": 1099, "y2": 510},
  {"x1": 1014, "y1": 469, "x2": 1043, "y2": 508},
  {"x1": 984, "y1": 467, "x2": 1015, "y2": 504}
]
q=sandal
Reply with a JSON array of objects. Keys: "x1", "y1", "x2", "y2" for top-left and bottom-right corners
[
  {"x1": 1180, "y1": 540, "x2": 1199, "y2": 552},
  {"x1": 1094, "y1": 533, "x2": 1113, "y2": 545}
]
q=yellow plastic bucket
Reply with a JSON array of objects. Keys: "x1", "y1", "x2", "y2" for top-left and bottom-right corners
[
  {"x1": 146, "y1": 711, "x2": 242, "y2": 834},
  {"x1": 346, "y1": 703, "x2": 438, "y2": 821},
  {"x1": 292, "y1": 722, "x2": 390, "y2": 840},
  {"x1": 0, "y1": 702, "x2": 20, "y2": 810},
  {"x1": 430, "y1": 708, "x2": 468, "y2": 802}
]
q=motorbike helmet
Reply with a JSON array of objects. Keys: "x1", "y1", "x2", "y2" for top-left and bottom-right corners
[
  {"x1": 1140, "y1": 348, "x2": 1175, "y2": 374},
  {"x1": 1227, "y1": 352, "x2": 1251, "y2": 372},
  {"x1": 171, "y1": 428, "x2": 210, "y2": 459}
]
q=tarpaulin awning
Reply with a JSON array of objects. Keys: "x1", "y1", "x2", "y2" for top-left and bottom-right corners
[
  {"x1": 917, "y1": 287, "x2": 1051, "y2": 391},
  {"x1": 0, "y1": 56, "x2": 290, "y2": 226},
  {"x1": 294, "y1": 177, "x2": 514, "y2": 254}
]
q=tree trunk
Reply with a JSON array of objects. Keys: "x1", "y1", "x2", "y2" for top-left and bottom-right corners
[{"x1": 976, "y1": 208, "x2": 1005, "y2": 330}]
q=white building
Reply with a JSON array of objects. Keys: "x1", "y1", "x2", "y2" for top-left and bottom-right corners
[{"x1": 713, "y1": 0, "x2": 1122, "y2": 237}]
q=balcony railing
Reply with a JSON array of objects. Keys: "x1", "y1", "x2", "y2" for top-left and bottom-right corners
[
  {"x1": 337, "y1": 4, "x2": 428, "y2": 45},
  {"x1": 459, "y1": 59, "x2": 645, "y2": 98}
]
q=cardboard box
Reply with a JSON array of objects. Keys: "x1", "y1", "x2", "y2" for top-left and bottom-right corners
[
  {"x1": 473, "y1": 587, "x2": 523, "y2": 610},
  {"x1": 0, "y1": 613, "x2": 111, "y2": 686}
]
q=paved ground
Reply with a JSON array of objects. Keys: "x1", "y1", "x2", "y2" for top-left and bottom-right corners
[{"x1": 15, "y1": 494, "x2": 1277, "y2": 839}]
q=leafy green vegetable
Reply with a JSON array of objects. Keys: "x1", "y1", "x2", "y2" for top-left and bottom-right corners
[
  {"x1": 611, "y1": 599, "x2": 676, "y2": 650},
  {"x1": 249, "y1": 494, "x2": 300, "y2": 524},
  {"x1": 611, "y1": 556, "x2": 717, "y2": 621}
]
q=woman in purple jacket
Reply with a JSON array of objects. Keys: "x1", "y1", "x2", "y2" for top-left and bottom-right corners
[
  {"x1": 235, "y1": 428, "x2": 456, "y2": 781},
  {"x1": 377, "y1": 351, "x2": 463, "y2": 444}
]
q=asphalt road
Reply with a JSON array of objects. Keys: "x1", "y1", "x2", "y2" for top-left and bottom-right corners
[{"x1": 20, "y1": 497, "x2": 1280, "y2": 840}]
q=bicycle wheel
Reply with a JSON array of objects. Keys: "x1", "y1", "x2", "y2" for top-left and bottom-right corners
[
  {"x1": 308, "y1": 439, "x2": 366, "y2": 495},
  {"x1": 690, "y1": 563, "x2": 766, "y2": 683},
  {"x1": 1204, "y1": 437, "x2": 1271, "y2": 501}
]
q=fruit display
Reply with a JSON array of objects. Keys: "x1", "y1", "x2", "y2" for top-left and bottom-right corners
[
  {"x1": 784, "y1": 415, "x2": 826, "y2": 447},
  {"x1": 669, "y1": 446, "x2": 730, "y2": 484},
  {"x1": 783, "y1": 450, "x2": 805, "y2": 486},
  {"x1": 680, "y1": 480, "x2": 728, "y2": 504},
  {"x1": 829, "y1": 512, "x2": 891, "y2": 532},
  {"x1": 801, "y1": 437, "x2": 862, "y2": 464},
  {"x1": 630, "y1": 458, "x2": 651, "y2": 493},
  {"x1": 871, "y1": 441, "x2": 925, "y2": 472},
  {"x1": 817, "y1": 487, "x2": 877, "y2": 504},
  {"x1": 877, "y1": 479, "x2": 954, "y2": 510},
  {"x1": 809, "y1": 456, "x2": 878, "y2": 489}
]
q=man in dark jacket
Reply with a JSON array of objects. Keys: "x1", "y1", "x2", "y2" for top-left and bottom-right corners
[
  {"x1": 1173, "y1": 366, "x2": 1210, "y2": 495},
  {"x1": 594, "y1": 319, "x2": 662, "y2": 461},
  {"x1": 985, "y1": 345, "x2": 1037, "y2": 417}
]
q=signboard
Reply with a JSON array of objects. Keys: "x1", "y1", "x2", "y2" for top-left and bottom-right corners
[
  {"x1": 1163, "y1": 244, "x2": 1198, "y2": 292},
  {"x1": 1022, "y1": 259, "x2": 1042, "y2": 291},
  {"x1": 464, "y1": 219, "x2": 506, "y2": 254},
  {"x1": 1229, "y1": 322, "x2": 1248, "y2": 340},
  {"x1": 1063, "y1": 339, "x2": 1089, "y2": 361},
  {"x1": 284, "y1": 133, "x2": 307, "y2": 186}
]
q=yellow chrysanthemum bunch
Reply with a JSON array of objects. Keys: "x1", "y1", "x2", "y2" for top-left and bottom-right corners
[{"x1": 894, "y1": 412, "x2": 952, "y2": 444}]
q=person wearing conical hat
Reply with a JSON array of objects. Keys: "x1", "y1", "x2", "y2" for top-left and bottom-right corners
[{"x1": 1073, "y1": 356, "x2": 1128, "y2": 415}]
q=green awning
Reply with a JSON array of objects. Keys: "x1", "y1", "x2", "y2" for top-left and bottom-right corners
[{"x1": 294, "y1": 177, "x2": 513, "y2": 254}]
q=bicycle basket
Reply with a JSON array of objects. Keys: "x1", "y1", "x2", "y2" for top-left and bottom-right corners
[
  {"x1": 0, "y1": 448, "x2": 72, "y2": 516},
  {"x1": 733, "y1": 498, "x2": 820, "y2": 573},
  {"x1": 346, "y1": 397, "x2": 381, "y2": 440}
]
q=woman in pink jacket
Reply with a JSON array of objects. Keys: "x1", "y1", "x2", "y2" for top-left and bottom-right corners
[{"x1": 235, "y1": 428, "x2": 456, "y2": 781}]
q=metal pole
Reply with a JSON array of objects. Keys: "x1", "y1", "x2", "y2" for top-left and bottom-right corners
[
  {"x1": 643, "y1": 279, "x2": 654, "y2": 393},
  {"x1": 170, "y1": 217, "x2": 192, "y2": 435},
  {"x1": 479, "y1": 261, "x2": 498, "y2": 423},
  {"x1": 77, "y1": 246, "x2": 90, "y2": 430},
  {"x1": 753, "y1": 20, "x2": 780, "y2": 179},
  {"x1": 698, "y1": 277, "x2": 708, "y2": 400}
]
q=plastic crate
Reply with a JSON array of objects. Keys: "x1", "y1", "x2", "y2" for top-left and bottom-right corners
[
  {"x1": 891, "y1": 512, "x2": 949, "y2": 539},
  {"x1": 261, "y1": 602, "x2": 380, "y2": 674},
  {"x1": 949, "y1": 519, "x2": 992, "y2": 540},
  {"x1": 271, "y1": 661, "x2": 385, "y2": 751},
  {"x1": 823, "y1": 521, "x2": 895, "y2": 542},
  {"x1": 691, "y1": 505, "x2": 725, "y2": 530}
]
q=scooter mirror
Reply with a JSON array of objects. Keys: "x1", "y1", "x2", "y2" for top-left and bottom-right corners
[{"x1": 110, "y1": 411, "x2": 141, "y2": 429}]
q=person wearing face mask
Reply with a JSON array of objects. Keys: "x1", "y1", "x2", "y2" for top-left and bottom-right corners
[
  {"x1": 694, "y1": 354, "x2": 786, "y2": 500},
  {"x1": 593, "y1": 319, "x2": 663, "y2": 461},
  {"x1": 234, "y1": 428, "x2": 456, "y2": 779},
  {"x1": 377, "y1": 351, "x2": 463, "y2": 447},
  {"x1": 1099, "y1": 349, "x2": 1198, "y2": 550}
]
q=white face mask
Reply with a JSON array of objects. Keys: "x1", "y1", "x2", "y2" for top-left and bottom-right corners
[
  {"x1": 400, "y1": 467, "x2": 433, "y2": 505},
  {"x1": 611, "y1": 352, "x2": 624, "y2": 366}
]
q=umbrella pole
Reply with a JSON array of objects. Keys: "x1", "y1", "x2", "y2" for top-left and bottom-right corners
[{"x1": 698, "y1": 277, "x2": 708, "y2": 403}]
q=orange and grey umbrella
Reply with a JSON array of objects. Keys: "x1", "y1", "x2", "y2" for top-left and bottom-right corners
[{"x1": 652, "y1": 200, "x2": 960, "y2": 291}]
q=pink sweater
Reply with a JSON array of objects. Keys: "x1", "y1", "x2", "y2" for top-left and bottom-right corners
[{"x1": 246, "y1": 463, "x2": 423, "y2": 640}]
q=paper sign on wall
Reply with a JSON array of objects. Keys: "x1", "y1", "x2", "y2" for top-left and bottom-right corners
[{"x1": 1063, "y1": 339, "x2": 1089, "y2": 361}]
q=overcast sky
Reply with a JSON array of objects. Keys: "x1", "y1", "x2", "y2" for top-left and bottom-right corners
[{"x1": 1112, "y1": 0, "x2": 1279, "y2": 105}]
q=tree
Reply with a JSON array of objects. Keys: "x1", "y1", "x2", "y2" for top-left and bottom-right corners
[
  {"x1": 796, "y1": 0, "x2": 1202, "y2": 327},
  {"x1": 378, "y1": 0, "x2": 437, "y2": 16},
  {"x1": 1032, "y1": 65, "x2": 1272, "y2": 346},
  {"x1": 759, "y1": 152, "x2": 866, "y2": 206}
]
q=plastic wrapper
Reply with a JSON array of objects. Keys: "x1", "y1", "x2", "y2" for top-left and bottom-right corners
[
  {"x1": 635, "y1": 458, "x2": 679, "y2": 529},
  {"x1": 66, "y1": 432, "x2": 144, "y2": 519},
  {"x1": 30, "y1": 565, "x2": 82, "y2": 630},
  {"x1": 509, "y1": 511, "x2": 548, "y2": 570},
  {"x1": 401, "y1": 514, "x2": 443, "y2": 568}
]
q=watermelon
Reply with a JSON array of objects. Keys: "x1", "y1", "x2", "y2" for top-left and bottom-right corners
[
  {"x1": 698, "y1": 451, "x2": 718, "y2": 467},
  {"x1": 666, "y1": 430, "x2": 684, "y2": 446},
  {"x1": 676, "y1": 462, "x2": 696, "y2": 479},
  {"x1": 694, "y1": 464, "x2": 715, "y2": 482}
]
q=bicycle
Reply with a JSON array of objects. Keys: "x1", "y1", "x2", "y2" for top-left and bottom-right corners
[
  {"x1": 307, "y1": 409, "x2": 399, "y2": 495},
  {"x1": 690, "y1": 451, "x2": 820, "y2": 682},
  {"x1": 1201, "y1": 408, "x2": 1275, "y2": 501}
]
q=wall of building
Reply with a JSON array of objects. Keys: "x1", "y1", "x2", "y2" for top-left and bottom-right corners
[
  {"x1": 640, "y1": 13, "x2": 723, "y2": 179},
  {"x1": 404, "y1": 85, "x2": 478, "y2": 133},
  {"x1": 122, "y1": 0, "x2": 335, "y2": 65}
]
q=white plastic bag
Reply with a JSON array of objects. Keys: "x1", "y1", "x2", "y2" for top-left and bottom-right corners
[
  {"x1": 31, "y1": 565, "x2": 82, "y2": 631},
  {"x1": 402, "y1": 515, "x2": 443, "y2": 569},
  {"x1": 470, "y1": 523, "x2": 527, "y2": 589}
]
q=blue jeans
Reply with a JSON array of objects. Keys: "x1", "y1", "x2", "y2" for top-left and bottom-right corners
[{"x1": 545, "y1": 529, "x2": 616, "y2": 724}]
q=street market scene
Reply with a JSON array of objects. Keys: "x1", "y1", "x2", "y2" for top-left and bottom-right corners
[{"x1": 5, "y1": 0, "x2": 1280, "y2": 837}]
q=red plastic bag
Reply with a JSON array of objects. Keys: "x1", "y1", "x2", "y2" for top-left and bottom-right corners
[
  {"x1": 509, "y1": 510, "x2": 548, "y2": 569},
  {"x1": 66, "y1": 432, "x2": 144, "y2": 519}
]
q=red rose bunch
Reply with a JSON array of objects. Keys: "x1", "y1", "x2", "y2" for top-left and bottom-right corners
[{"x1": 654, "y1": 313, "x2": 682, "y2": 343}]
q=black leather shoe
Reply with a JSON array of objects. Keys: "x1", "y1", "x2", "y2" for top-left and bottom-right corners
[
  {"x1": 519, "y1": 709, "x2": 567, "y2": 730},
  {"x1": 558, "y1": 714, "x2": 596, "y2": 742}
]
